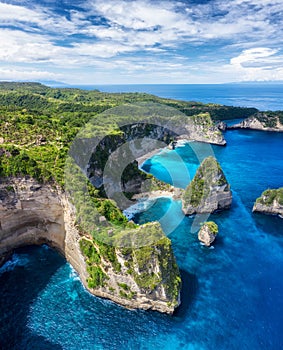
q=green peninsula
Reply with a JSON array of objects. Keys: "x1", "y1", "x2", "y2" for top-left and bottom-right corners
[{"x1": 0, "y1": 82, "x2": 258, "y2": 313}]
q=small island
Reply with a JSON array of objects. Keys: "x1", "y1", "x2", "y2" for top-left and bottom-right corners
[
  {"x1": 198, "y1": 221, "x2": 218, "y2": 246},
  {"x1": 182, "y1": 156, "x2": 232, "y2": 215},
  {"x1": 253, "y1": 188, "x2": 283, "y2": 218}
]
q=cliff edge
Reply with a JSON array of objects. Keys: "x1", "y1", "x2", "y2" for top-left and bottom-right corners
[{"x1": 0, "y1": 177, "x2": 181, "y2": 314}]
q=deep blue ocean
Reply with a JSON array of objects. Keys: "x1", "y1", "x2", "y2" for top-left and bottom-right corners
[
  {"x1": 74, "y1": 83, "x2": 283, "y2": 111},
  {"x1": 1, "y1": 85, "x2": 283, "y2": 349}
]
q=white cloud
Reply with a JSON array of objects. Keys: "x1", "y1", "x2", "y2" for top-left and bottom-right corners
[
  {"x1": 0, "y1": 29, "x2": 66, "y2": 63},
  {"x1": 88, "y1": 0, "x2": 181, "y2": 30},
  {"x1": 230, "y1": 47, "x2": 283, "y2": 81},
  {"x1": 0, "y1": 0, "x2": 283, "y2": 83},
  {"x1": 0, "y1": 67, "x2": 63, "y2": 81},
  {"x1": 231, "y1": 48, "x2": 279, "y2": 67},
  {"x1": 0, "y1": 2, "x2": 75, "y2": 34}
]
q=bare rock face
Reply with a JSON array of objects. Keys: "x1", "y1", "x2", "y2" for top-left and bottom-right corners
[
  {"x1": 253, "y1": 188, "x2": 283, "y2": 218},
  {"x1": 216, "y1": 121, "x2": 227, "y2": 131},
  {"x1": 198, "y1": 221, "x2": 218, "y2": 246},
  {"x1": 0, "y1": 177, "x2": 181, "y2": 314},
  {"x1": 182, "y1": 157, "x2": 232, "y2": 215},
  {"x1": 0, "y1": 178, "x2": 65, "y2": 256},
  {"x1": 176, "y1": 113, "x2": 226, "y2": 146}
]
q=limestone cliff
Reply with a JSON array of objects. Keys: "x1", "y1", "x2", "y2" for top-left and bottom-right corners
[
  {"x1": 182, "y1": 157, "x2": 232, "y2": 215},
  {"x1": 253, "y1": 188, "x2": 283, "y2": 218},
  {"x1": 183, "y1": 113, "x2": 226, "y2": 145},
  {"x1": 0, "y1": 177, "x2": 181, "y2": 314},
  {"x1": 0, "y1": 178, "x2": 65, "y2": 257},
  {"x1": 229, "y1": 113, "x2": 283, "y2": 132}
]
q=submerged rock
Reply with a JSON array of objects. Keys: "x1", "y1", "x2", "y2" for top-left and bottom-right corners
[
  {"x1": 198, "y1": 221, "x2": 218, "y2": 246},
  {"x1": 253, "y1": 188, "x2": 283, "y2": 218},
  {"x1": 182, "y1": 156, "x2": 232, "y2": 215}
]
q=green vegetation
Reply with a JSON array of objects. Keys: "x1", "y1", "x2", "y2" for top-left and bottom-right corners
[
  {"x1": 204, "y1": 221, "x2": 219, "y2": 235},
  {"x1": 118, "y1": 236, "x2": 181, "y2": 305},
  {"x1": 0, "y1": 82, "x2": 260, "y2": 185},
  {"x1": 97, "y1": 241, "x2": 121, "y2": 273},
  {"x1": 87, "y1": 265, "x2": 107, "y2": 289},
  {"x1": 118, "y1": 282, "x2": 130, "y2": 291},
  {"x1": 256, "y1": 188, "x2": 283, "y2": 206},
  {"x1": 79, "y1": 238, "x2": 101, "y2": 264},
  {"x1": 252, "y1": 111, "x2": 283, "y2": 128},
  {"x1": 192, "y1": 112, "x2": 214, "y2": 127}
]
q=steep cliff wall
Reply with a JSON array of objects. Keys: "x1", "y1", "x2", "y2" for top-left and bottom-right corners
[
  {"x1": 0, "y1": 177, "x2": 181, "y2": 314},
  {"x1": 0, "y1": 178, "x2": 65, "y2": 256}
]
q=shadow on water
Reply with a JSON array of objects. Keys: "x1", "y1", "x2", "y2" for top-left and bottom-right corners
[
  {"x1": 253, "y1": 212, "x2": 283, "y2": 239},
  {"x1": 174, "y1": 269, "x2": 198, "y2": 320},
  {"x1": 0, "y1": 245, "x2": 64, "y2": 350}
]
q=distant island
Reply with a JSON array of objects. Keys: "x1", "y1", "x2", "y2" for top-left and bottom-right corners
[{"x1": 253, "y1": 188, "x2": 283, "y2": 218}]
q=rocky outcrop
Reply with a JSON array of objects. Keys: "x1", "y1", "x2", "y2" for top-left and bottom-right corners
[
  {"x1": 78, "y1": 232, "x2": 181, "y2": 313},
  {"x1": 229, "y1": 113, "x2": 283, "y2": 132},
  {"x1": 216, "y1": 121, "x2": 227, "y2": 131},
  {"x1": 253, "y1": 188, "x2": 283, "y2": 218},
  {"x1": 198, "y1": 221, "x2": 218, "y2": 246},
  {"x1": 0, "y1": 177, "x2": 181, "y2": 314},
  {"x1": 177, "y1": 113, "x2": 226, "y2": 145},
  {"x1": 182, "y1": 156, "x2": 232, "y2": 215}
]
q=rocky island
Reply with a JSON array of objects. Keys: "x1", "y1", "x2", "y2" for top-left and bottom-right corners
[
  {"x1": 198, "y1": 221, "x2": 219, "y2": 246},
  {"x1": 253, "y1": 188, "x2": 283, "y2": 218},
  {"x1": 182, "y1": 156, "x2": 232, "y2": 215},
  {"x1": 0, "y1": 82, "x2": 256, "y2": 314},
  {"x1": 228, "y1": 112, "x2": 283, "y2": 132}
]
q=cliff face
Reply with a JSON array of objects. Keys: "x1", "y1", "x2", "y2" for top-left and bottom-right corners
[
  {"x1": 253, "y1": 188, "x2": 283, "y2": 217},
  {"x1": 182, "y1": 157, "x2": 232, "y2": 215},
  {"x1": 0, "y1": 178, "x2": 65, "y2": 257},
  {"x1": 184, "y1": 113, "x2": 226, "y2": 145},
  {"x1": 229, "y1": 113, "x2": 283, "y2": 132},
  {"x1": 78, "y1": 232, "x2": 181, "y2": 313},
  {"x1": 0, "y1": 177, "x2": 181, "y2": 314}
]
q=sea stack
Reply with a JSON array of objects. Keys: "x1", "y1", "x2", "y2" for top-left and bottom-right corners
[
  {"x1": 182, "y1": 156, "x2": 232, "y2": 215},
  {"x1": 198, "y1": 221, "x2": 218, "y2": 246}
]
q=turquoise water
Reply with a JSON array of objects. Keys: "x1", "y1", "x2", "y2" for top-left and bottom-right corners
[{"x1": 1, "y1": 129, "x2": 283, "y2": 349}]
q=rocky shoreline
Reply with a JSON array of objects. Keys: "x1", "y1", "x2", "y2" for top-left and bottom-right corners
[
  {"x1": 0, "y1": 177, "x2": 181, "y2": 314},
  {"x1": 228, "y1": 113, "x2": 283, "y2": 132}
]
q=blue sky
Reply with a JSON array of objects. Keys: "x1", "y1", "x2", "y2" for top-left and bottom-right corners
[{"x1": 0, "y1": 0, "x2": 282, "y2": 84}]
